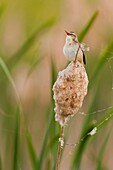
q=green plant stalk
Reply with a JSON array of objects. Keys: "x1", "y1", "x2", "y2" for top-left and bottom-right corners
[
  {"x1": 78, "y1": 10, "x2": 99, "y2": 42},
  {"x1": 56, "y1": 126, "x2": 64, "y2": 170},
  {"x1": 13, "y1": 108, "x2": 20, "y2": 170},
  {"x1": 96, "y1": 132, "x2": 110, "y2": 170},
  {"x1": 71, "y1": 109, "x2": 113, "y2": 170},
  {"x1": 90, "y1": 40, "x2": 113, "y2": 88},
  {"x1": 0, "y1": 57, "x2": 22, "y2": 112},
  {"x1": 26, "y1": 129, "x2": 38, "y2": 170}
]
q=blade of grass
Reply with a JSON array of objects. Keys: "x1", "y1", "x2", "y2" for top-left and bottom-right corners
[
  {"x1": 13, "y1": 107, "x2": 20, "y2": 170},
  {"x1": 8, "y1": 18, "x2": 56, "y2": 69},
  {"x1": 27, "y1": 56, "x2": 44, "y2": 78},
  {"x1": 90, "y1": 40, "x2": 113, "y2": 88},
  {"x1": 96, "y1": 109, "x2": 113, "y2": 131},
  {"x1": 78, "y1": 10, "x2": 99, "y2": 42},
  {"x1": 37, "y1": 59, "x2": 57, "y2": 170},
  {"x1": 96, "y1": 132, "x2": 110, "y2": 170},
  {"x1": 46, "y1": 133, "x2": 59, "y2": 155},
  {"x1": 0, "y1": 57, "x2": 21, "y2": 110},
  {"x1": 37, "y1": 109, "x2": 54, "y2": 170},
  {"x1": 26, "y1": 129, "x2": 38, "y2": 170},
  {"x1": 73, "y1": 107, "x2": 113, "y2": 170},
  {"x1": 0, "y1": 57, "x2": 22, "y2": 170},
  {"x1": 72, "y1": 106, "x2": 113, "y2": 170},
  {"x1": 50, "y1": 59, "x2": 60, "y2": 170},
  {"x1": 71, "y1": 124, "x2": 95, "y2": 170}
]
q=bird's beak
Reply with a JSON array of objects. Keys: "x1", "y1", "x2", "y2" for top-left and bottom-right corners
[{"x1": 65, "y1": 30, "x2": 71, "y2": 36}]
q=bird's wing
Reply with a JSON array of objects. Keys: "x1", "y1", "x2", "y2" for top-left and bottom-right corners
[{"x1": 82, "y1": 51, "x2": 86, "y2": 65}]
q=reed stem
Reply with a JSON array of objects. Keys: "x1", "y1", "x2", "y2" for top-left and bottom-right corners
[{"x1": 56, "y1": 126, "x2": 64, "y2": 170}]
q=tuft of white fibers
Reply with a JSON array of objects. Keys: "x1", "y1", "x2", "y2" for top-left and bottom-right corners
[
  {"x1": 88, "y1": 127, "x2": 97, "y2": 136},
  {"x1": 53, "y1": 61, "x2": 89, "y2": 126},
  {"x1": 59, "y1": 137, "x2": 64, "y2": 148}
]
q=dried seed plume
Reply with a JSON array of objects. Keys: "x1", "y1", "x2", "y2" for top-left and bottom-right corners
[{"x1": 53, "y1": 60, "x2": 88, "y2": 126}]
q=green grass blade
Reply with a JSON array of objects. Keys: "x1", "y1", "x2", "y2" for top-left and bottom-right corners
[
  {"x1": 37, "y1": 59, "x2": 57, "y2": 170},
  {"x1": 8, "y1": 18, "x2": 56, "y2": 69},
  {"x1": 96, "y1": 110, "x2": 113, "y2": 131},
  {"x1": 0, "y1": 57, "x2": 21, "y2": 109},
  {"x1": 96, "y1": 133, "x2": 110, "y2": 170},
  {"x1": 71, "y1": 124, "x2": 95, "y2": 170},
  {"x1": 27, "y1": 56, "x2": 44, "y2": 78},
  {"x1": 13, "y1": 108, "x2": 20, "y2": 170},
  {"x1": 78, "y1": 10, "x2": 99, "y2": 42},
  {"x1": 0, "y1": 57, "x2": 17, "y2": 92},
  {"x1": 37, "y1": 110, "x2": 53, "y2": 170},
  {"x1": 50, "y1": 58, "x2": 59, "y2": 170},
  {"x1": 26, "y1": 129, "x2": 38, "y2": 170},
  {"x1": 46, "y1": 134, "x2": 59, "y2": 155},
  {"x1": 90, "y1": 40, "x2": 113, "y2": 88}
]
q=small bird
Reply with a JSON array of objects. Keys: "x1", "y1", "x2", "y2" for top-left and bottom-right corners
[{"x1": 63, "y1": 30, "x2": 86, "y2": 64}]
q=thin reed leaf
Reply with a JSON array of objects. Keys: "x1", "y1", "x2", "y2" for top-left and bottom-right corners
[
  {"x1": 0, "y1": 57, "x2": 17, "y2": 93},
  {"x1": 0, "y1": 57, "x2": 21, "y2": 110},
  {"x1": 46, "y1": 134, "x2": 59, "y2": 155},
  {"x1": 96, "y1": 133, "x2": 110, "y2": 170},
  {"x1": 90, "y1": 40, "x2": 113, "y2": 88},
  {"x1": 72, "y1": 107, "x2": 113, "y2": 170},
  {"x1": 96, "y1": 109, "x2": 113, "y2": 131},
  {"x1": 72, "y1": 109, "x2": 112, "y2": 170},
  {"x1": 27, "y1": 56, "x2": 44, "y2": 78},
  {"x1": 50, "y1": 59, "x2": 59, "y2": 170},
  {"x1": 13, "y1": 108, "x2": 20, "y2": 170},
  {"x1": 71, "y1": 124, "x2": 95, "y2": 170},
  {"x1": 26, "y1": 129, "x2": 37, "y2": 170},
  {"x1": 78, "y1": 11, "x2": 99, "y2": 42},
  {"x1": 37, "y1": 59, "x2": 57, "y2": 170},
  {"x1": 8, "y1": 18, "x2": 56, "y2": 69},
  {"x1": 37, "y1": 110, "x2": 54, "y2": 170}
]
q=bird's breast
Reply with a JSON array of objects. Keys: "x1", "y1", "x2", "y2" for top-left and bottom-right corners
[{"x1": 63, "y1": 44, "x2": 79, "y2": 61}]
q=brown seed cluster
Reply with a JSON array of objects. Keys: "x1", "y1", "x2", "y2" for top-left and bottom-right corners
[{"x1": 53, "y1": 61, "x2": 88, "y2": 126}]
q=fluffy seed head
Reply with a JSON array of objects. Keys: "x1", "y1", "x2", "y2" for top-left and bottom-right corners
[{"x1": 53, "y1": 61, "x2": 88, "y2": 126}]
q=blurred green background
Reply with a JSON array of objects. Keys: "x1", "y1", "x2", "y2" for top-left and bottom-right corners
[{"x1": 0, "y1": 0, "x2": 113, "y2": 170}]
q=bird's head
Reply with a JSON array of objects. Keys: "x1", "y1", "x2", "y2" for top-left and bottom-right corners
[{"x1": 65, "y1": 30, "x2": 78, "y2": 44}]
